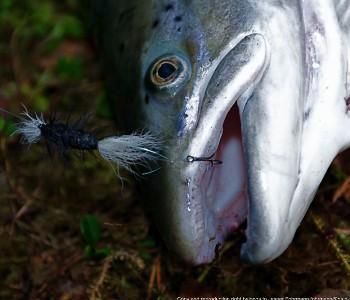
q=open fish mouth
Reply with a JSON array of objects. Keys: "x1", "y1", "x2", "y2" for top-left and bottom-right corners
[
  {"x1": 198, "y1": 104, "x2": 247, "y2": 236},
  {"x1": 164, "y1": 33, "x2": 274, "y2": 264},
  {"x1": 159, "y1": 28, "x2": 308, "y2": 264}
]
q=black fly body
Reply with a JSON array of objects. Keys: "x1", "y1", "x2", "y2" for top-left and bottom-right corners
[
  {"x1": 14, "y1": 108, "x2": 99, "y2": 158},
  {"x1": 39, "y1": 116, "x2": 98, "y2": 157},
  {"x1": 3, "y1": 106, "x2": 164, "y2": 175}
]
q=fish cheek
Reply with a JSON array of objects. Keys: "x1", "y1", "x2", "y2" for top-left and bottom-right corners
[{"x1": 141, "y1": 77, "x2": 189, "y2": 137}]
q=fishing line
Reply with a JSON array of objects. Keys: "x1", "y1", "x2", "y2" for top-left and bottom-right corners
[{"x1": 0, "y1": 106, "x2": 165, "y2": 175}]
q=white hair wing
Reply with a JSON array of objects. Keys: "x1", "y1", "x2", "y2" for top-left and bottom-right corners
[
  {"x1": 97, "y1": 132, "x2": 163, "y2": 172},
  {"x1": 13, "y1": 110, "x2": 46, "y2": 144}
]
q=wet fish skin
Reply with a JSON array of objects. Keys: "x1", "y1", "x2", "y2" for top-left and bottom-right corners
[{"x1": 92, "y1": 0, "x2": 350, "y2": 264}]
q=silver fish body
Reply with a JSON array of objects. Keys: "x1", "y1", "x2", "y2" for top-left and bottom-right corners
[{"x1": 93, "y1": 0, "x2": 350, "y2": 264}]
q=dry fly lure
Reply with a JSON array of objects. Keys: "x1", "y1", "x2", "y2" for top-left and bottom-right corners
[{"x1": 2, "y1": 106, "x2": 164, "y2": 175}]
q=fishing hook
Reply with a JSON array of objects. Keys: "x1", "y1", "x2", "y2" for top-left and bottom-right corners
[{"x1": 186, "y1": 153, "x2": 222, "y2": 166}]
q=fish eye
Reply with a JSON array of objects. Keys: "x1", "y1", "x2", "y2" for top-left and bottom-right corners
[{"x1": 147, "y1": 54, "x2": 191, "y2": 95}]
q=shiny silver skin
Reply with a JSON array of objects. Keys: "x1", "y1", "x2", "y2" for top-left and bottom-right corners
[{"x1": 93, "y1": 0, "x2": 350, "y2": 264}]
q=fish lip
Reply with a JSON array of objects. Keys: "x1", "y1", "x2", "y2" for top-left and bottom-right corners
[
  {"x1": 173, "y1": 160, "x2": 222, "y2": 264},
  {"x1": 150, "y1": 159, "x2": 225, "y2": 265}
]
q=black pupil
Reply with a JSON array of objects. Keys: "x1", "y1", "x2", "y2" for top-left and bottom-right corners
[{"x1": 158, "y1": 62, "x2": 176, "y2": 79}]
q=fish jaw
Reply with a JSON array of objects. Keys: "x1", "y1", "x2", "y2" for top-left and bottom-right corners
[
  {"x1": 241, "y1": 0, "x2": 349, "y2": 263},
  {"x1": 239, "y1": 31, "x2": 305, "y2": 263},
  {"x1": 233, "y1": 4, "x2": 305, "y2": 262},
  {"x1": 273, "y1": 0, "x2": 350, "y2": 259}
]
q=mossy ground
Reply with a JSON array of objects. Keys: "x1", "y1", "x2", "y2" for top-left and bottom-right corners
[{"x1": 0, "y1": 1, "x2": 350, "y2": 299}]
